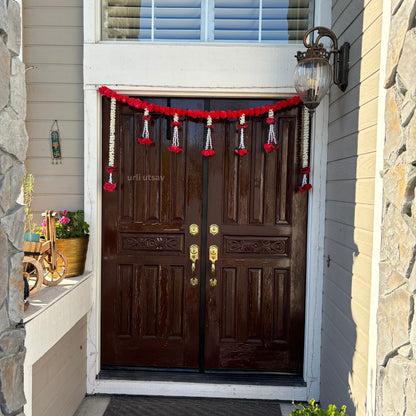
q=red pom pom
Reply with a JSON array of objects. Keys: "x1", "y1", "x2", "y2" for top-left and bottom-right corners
[
  {"x1": 103, "y1": 182, "x2": 117, "y2": 192},
  {"x1": 299, "y1": 183, "x2": 312, "y2": 194},
  {"x1": 106, "y1": 166, "x2": 117, "y2": 173},
  {"x1": 220, "y1": 111, "x2": 227, "y2": 119},
  {"x1": 266, "y1": 118, "x2": 276, "y2": 124},
  {"x1": 138, "y1": 138, "x2": 153, "y2": 145},
  {"x1": 133, "y1": 99, "x2": 141, "y2": 109},
  {"x1": 169, "y1": 145, "x2": 183, "y2": 153},
  {"x1": 263, "y1": 143, "x2": 275, "y2": 152},
  {"x1": 177, "y1": 109, "x2": 183, "y2": 117},
  {"x1": 300, "y1": 167, "x2": 310, "y2": 174},
  {"x1": 202, "y1": 149, "x2": 215, "y2": 157},
  {"x1": 160, "y1": 106, "x2": 166, "y2": 114},
  {"x1": 248, "y1": 108, "x2": 254, "y2": 116},
  {"x1": 237, "y1": 124, "x2": 247, "y2": 129},
  {"x1": 235, "y1": 148, "x2": 248, "y2": 156},
  {"x1": 198, "y1": 110, "x2": 205, "y2": 119},
  {"x1": 121, "y1": 95, "x2": 128, "y2": 103}
]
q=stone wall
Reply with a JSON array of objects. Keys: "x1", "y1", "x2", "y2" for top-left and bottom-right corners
[
  {"x1": 377, "y1": 0, "x2": 416, "y2": 415},
  {"x1": 0, "y1": 0, "x2": 28, "y2": 415}
]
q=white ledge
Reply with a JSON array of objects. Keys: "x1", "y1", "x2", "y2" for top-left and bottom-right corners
[
  {"x1": 24, "y1": 272, "x2": 93, "y2": 324},
  {"x1": 24, "y1": 271, "x2": 94, "y2": 416}
]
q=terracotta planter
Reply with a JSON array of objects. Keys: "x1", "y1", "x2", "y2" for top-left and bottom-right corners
[{"x1": 56, "y1": 236, "x2": 89, "y2": 277}]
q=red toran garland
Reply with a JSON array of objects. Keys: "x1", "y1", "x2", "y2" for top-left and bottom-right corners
[{"x1": 99, "y1": 86, "x2": 311, "y2": 194}]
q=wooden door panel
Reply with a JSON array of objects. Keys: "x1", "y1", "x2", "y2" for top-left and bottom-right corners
[
  {"x1": 205, "y1": 100, "x2": 306, "y2": 373},
  {"x1": 102, "y1": 97, "x2": 306, "y2": 374},
  {"x1": 101, "y1": 97, "x2": 204, "y2": 368}
]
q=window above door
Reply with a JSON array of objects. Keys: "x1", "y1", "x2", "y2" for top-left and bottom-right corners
[{"x1": 102, "y1": 0, "x2": 315, "y2": 43}]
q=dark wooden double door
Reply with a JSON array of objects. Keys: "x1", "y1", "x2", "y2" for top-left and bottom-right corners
[{"x1": 101, "y1": 97, "x2": 307, "y2": 374}]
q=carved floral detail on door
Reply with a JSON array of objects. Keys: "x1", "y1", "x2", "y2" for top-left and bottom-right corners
[
  {"x1": 121, "y1": 234, "x2": 184, "y2": 252},
  {"x1": 224, "y1": 236, "x2": 289, "y2": 255}
]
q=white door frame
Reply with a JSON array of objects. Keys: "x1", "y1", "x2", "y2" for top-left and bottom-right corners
[{"x1": 83, "y1": 0, "x2": 331, "y2": 401}]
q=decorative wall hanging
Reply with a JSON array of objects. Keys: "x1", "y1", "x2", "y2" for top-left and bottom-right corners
[
  {"x1": 103, "y1": 97, "x2": 117, "y2": 192},
  {"x1": 99, "y1": 86, "x2": 311, "y2": 194},
  {"x1": 299, "y1": 107, "x2": 312, "y2": 194},
  {"x1": 138, "y1": 108, "x2": 153, "y2": 145},
  {"x1": 202, "y1": 116, "x2": 215, "y2": 157},
  {"x1": 169, "y1": 113, "x2": 183, "y2": 153},
  {"x1": 264, "y1": 109, "x2": 280, "y2": 153},
  {"x1": 235, "y1": 114, "x2": 248, "y2": 156},
  {"x1": 50, "y1": 120, "x2": 62, "y2": 164}
]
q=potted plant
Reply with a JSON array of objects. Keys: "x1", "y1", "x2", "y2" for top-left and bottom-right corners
[
  {"x1": 291, "y1": 399, "x2": 347, "y2": 416},
  {"x1": 45, "y1": 210, "x2": 89, "y2": 277},
  {"x1": 22, "y1": 173, "x2": 39, "y2": 242}
]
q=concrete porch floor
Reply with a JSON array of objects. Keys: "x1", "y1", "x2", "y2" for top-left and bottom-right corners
[{"x1": 74, "y1": 395, "x2": 294, "y2": 416}]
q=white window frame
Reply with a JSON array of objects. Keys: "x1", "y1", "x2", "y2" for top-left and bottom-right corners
[
  {"x1": 101, "y1": 0, "x2": 314, "y2": 43},
  {"x1": 84, "y1": 0, "x2": 330, "y2": 401}
]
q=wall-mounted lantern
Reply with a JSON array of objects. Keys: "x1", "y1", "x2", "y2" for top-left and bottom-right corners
[{"x1": 294, "y1": 26, "x2": 350, "y2": 113}]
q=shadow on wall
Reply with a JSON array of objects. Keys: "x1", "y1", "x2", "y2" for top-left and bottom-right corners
[{"x1": 320, "y1": 0, "x2": 374, "y2": 415}]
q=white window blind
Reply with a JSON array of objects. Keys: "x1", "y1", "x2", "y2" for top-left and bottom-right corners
[{"x1": 102, "y1": 0, "x2": 314, "y2": 43}]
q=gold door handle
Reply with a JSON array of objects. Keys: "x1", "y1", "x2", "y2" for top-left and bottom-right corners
[
  {"x1": 209, "y1": 245, "x2": 218, "y2": 287},
  {"x1": 190, "y1": 244, "x2": 199, "y2": 286}
]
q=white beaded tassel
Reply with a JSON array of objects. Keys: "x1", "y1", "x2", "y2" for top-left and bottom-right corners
[
  {"x1": 268, "y1": 109, "x2": 277, "y2": 145},
  {"x1": 142, "y1": 108, "x2": 150, "y2": 139},
  {"x1": 205, "y1": 116, "x2": 213, "y2": 150},
  {"x1": 301, "y1": 106, "x2": 310, "y2": 187},
  {"x1": 172, "y1": 113, "x2": 180, "y2": 147},
  {"x1": 108, "y1": 97, "x2": 116, "y2": 184},
  {"x1": 239, "y1": 114, "x2": 246, "y2": 149}
]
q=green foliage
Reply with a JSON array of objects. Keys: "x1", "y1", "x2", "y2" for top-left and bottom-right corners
[
  {"x1": 54, "y1": 210, "x2": 89, "y2": 239},
  {"x1": 290, "y1": 399, "x2": 347, "y2": 416}
]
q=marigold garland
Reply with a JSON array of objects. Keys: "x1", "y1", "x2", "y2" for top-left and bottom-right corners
[
  {"x1": 98, "y1": 86, "x2": 302, "y2": 120},
  {"x1": 99, "y1": 86, "x2": 311, "y2": 193}
]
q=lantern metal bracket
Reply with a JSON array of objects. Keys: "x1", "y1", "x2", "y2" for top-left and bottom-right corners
[{"x1": 296, "y1": 26, "x2": 350, "y2": 92}]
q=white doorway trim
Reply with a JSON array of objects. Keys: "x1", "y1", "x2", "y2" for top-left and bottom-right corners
[{"x1": 83, "y1": 0, "x2": 331, "y2": 401}]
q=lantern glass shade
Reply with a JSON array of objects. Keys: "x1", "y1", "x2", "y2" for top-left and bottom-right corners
[{"x1": 294, "y1": 59, "x2": 332, "y2": 110}]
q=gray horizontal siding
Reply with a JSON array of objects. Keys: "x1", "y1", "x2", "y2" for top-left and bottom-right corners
[
  {"x1": 23, "y1": 0, "x2": 84, "y2": 218},
  {"x1": 321, "y1": 0, "x2": 382, "y2": 415}
]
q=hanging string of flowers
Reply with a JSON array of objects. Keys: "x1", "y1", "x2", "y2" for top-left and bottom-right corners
[
  {"x1": 98, "y1": 86, "x2": 302, "y2": 120},
  {"x1": 299, "y1": 106, "x2": 312, "y2": 194},
  {"x1": 264, "y1": 109, "x2": 280, "y2": 152},
  {"x1": 235, "y1": 114, "x2": 248, "y2": 156},
  {"x1": 100, "y1": 86, "x2": 311, "y2": 195},
  {"x1": 103, "y1": 97, "x2": 117, "y2": 192},
  {"x1": 202, "y1": 115, "x2": 215, "y2": 157},
  {"x1": 169, "y1": 113, "x2": 183, "y2": 153},
  {"x1": 138, "y1": 108, "x2": 153, "y2": 145}
]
